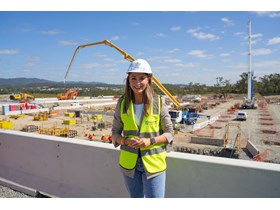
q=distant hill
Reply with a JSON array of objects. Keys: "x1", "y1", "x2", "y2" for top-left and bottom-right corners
[
  {"x1": 0, "y1": 77, "x2": 108, "y2": 88},
  {"x1": 0, "y1": 77, "x2": 56, "y2": 87}
]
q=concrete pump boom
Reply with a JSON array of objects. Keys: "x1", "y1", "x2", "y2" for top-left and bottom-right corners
[{"x1": 63, "y1": 39, "x2": 181, "y2": 108}]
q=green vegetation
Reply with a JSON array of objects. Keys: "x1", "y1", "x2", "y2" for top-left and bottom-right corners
[
  {"x1": 0, "y1": 72, "x2": 279, "y2": 98},
  {"x1": 154, "y1": 73, "x2": 280, "y2": 97}
]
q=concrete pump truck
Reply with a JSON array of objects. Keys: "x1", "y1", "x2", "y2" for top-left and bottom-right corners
[{"x1": 63, "y1": 40, "x2": 182, "y2": 107}]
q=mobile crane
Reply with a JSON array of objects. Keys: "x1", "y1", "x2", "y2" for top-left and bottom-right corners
[
  {"x1": 63, "y1": 40, "x2": 182, "y2": 111},
  {"x1": 241, "y1": 20, "x2": 257, "y2": 109}
]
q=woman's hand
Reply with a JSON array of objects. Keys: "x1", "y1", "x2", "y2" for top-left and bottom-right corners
[{"x1": 127, "y1": 137, "x2": 150, "y2": 149}]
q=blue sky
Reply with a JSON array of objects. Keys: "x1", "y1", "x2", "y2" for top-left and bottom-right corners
[{"x1": 1, "y1": 3, "x2": 280, "y2": 85}]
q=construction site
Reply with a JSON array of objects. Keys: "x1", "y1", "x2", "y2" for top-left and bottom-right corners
[
  {"x1": 1, "y1": 92, "x2": 280, "y2": 164},
  {"x1": 1, "y1": 35, "x2": 280, "y2": 164},
  {"x1": 1, "y1": 26, "x2": 280, "y2": 197}
]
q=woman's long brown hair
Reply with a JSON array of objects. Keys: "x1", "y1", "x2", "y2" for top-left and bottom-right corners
[{"x1": 123, "y1": 74, "x2": 154, "y2": 116}]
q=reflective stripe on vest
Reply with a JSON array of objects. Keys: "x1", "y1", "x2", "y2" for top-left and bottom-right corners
[{"x1": 119, "y1": 95, "x2": 167, "y2": 174}]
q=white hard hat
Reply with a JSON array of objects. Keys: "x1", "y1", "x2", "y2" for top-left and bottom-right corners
[{"x1": 127, "y1": 58, "x2": 152, "y2": 75}]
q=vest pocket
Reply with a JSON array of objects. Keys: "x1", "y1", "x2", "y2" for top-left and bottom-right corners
[
  {"x1": 119, "y1": 150, "x2": 138, "y2": 170},
  {"x1": 141, "y1": 152, "x2": 167, "y2": 174}
]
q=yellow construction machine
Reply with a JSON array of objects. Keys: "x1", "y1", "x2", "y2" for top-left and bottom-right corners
[
  {"x1": 10, "y1": 93, "x2": 35, "y2": 101},
  {"x1": 63, "y1": 40, "x2": 181, "y2": 109}
]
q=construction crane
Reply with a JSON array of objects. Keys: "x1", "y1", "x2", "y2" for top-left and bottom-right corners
[
  {"x1": 63, "y1": 39, "x2": 181, "y2": 109},
  {"x1": 241, "y1": 20, "x2": 257, "y2": 109}
]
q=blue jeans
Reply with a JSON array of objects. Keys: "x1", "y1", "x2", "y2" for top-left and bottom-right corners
[{"x1": 123, "y1": 158, "x2": 166, "y2": 198}]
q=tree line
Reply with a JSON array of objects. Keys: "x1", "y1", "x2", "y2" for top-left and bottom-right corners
[
  {"x1": 0, "y1": 72, "x2": 279, "y2": 97},
  {"x1": 157, "y1": 72, "x2": 280, "y2": 97}
]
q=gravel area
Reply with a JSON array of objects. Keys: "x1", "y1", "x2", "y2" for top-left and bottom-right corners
[{"x1": 0, "y1": 185, "x2": 32, "y2": 198}]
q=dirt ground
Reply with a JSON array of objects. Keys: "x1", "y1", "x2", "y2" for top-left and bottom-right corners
[
  {"x1": 172, "y1": 96, "x2": 280, "y2": 163},
  {"x1": 1, "y1": 95, "x2": 280, "y2": 163}
]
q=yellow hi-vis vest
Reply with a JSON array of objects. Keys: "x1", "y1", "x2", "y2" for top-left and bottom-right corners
[{"x1": 119, "y1": 95, "x2": 167, "y2": 174}]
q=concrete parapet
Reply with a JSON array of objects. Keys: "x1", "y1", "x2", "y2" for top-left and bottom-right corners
[
  {"x1": 246, "y1": 140, "x2": 260, "y2": 157},
  {"x1": 1, "y1": 130, "x2": 280, "y2": 198}
]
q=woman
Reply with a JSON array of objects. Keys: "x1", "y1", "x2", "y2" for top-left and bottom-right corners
[{"x1": 112, "y1": 58, "x2": 174, "y2": 198}]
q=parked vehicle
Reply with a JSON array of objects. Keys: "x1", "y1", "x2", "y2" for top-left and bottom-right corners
[
  {"x1": 236, "y1": 111, "x2": 248, "y2": 121},
  {"x1": 169, "y1": 109, "x2": 201, "y2": 125},
  {"x1": 71, "y1": 102, "x2": 83, "y2": 106}
]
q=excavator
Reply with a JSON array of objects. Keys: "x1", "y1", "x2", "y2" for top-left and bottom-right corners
[
  {"x1": 63, "y1": 40, "x2": 181, "y2": 110},
  {"x1": 57, "y1": 89, "x2": 78, "y2": 100},
  {"x1": 10, "y1": 93, "x2": 35, "y2": 101}
]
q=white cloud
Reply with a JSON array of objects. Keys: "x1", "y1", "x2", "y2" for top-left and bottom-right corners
[
  {"x1": 148, "y1": 56, "x2": 171, "y2": 61},
  {"x1": 94, "y1": 52, "x2": 107, "y2": 58},
  {"x1": 41, "y1": 30, "x2": 61, "y2": 36},
  {"x1": 154, "y1": 65, "x2": 168, "y2": 70},
  {"x1": 187, "y1": 28, "x2": 219, "y2": 41},
  {"x1": 80, "y1": 62, "x2": 101, "y2": 69},
  {"x1": 170, "y1": 26, "x2": 181, "y2": 32},
  {"x1": 163, "y1": 59, "x2": 181, "y2": 63},
  {"x1": 221, "y1": 58, "x2": 231, "y2": 62},
  {"x1": 234, "y1": 31, "x2": 244, "y2": 37},
  {"x1": 23, "y1": 56, "x2": 40, "y2": 68},
  {"x1": 111, "y1": 36, "x2": 120, "y2": 41},
  {"x1": 253, "y1": 11, "x2": 280, "y2": 18},
  {"x1": 242, "y1": 33, "x2": 263, "y2": 45},
  {"x1": 267, "y1": 37, "x2": 280, "y2": 45},
  {"x1": 251, "y1": 33, "x2": 263, "y2": 39},
  {"x1": 165, "y1": 48, "x2": 180, "y2": 54},
  {"x1": 80, "y1": 60, "x2": 118, "y2": 70},
  {"x1": 136, "y1": 52, "x2": 143, "y2": 57},
  {"x1": 152, "y1": 48, "x2": 180, "y2": 54},
  {"x1": 188, "y1": 50, "x2": 212, "y2": 58},
  {"x1": 254, "y1": 60, "x2": 280, "y2": 68},
  {"x1": 220, "y1": 53, "x2": 230, "y2": 57},
  {"x1": 0, "y1": 49, "x2": 19, "y2": 55},
  {"x1": 58, "y1": 40, "x2": 78, "y2": 46},
  {"x1": 23, "y1": 63, "x2": 36, "y2": 68},
  {"x1": 252, "y1": 48, "x2": 272, "y2": 56},
  {"x1": 221, "y1": 17, "x2": 234, "y2": 26},
  {"x1": 103, "y1": 58, "x2": 115, "y2": 62},
  {"x1": 226, "y1": 63, "x2": 247, "y2": 70},
  {"x1": 154, "y1": 33, "x2": 167, "y2": 38},
  {"x1": 23, "y1": 69, "x2": 30, "y2": 73},
  {"x1": 175, "y1": 62, "x2": 197, "y2": 68}
]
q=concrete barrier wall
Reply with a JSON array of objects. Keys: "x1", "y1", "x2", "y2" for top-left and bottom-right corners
[
  {"x1": 2, "y1": 108, "x2": 50, "y2": 116},
  {"x1": 1, "y1": 129, "x2": 280, "y2": 198},
  {"x1": 192, "y1": 115, "x2": 220, "y2": 132}
]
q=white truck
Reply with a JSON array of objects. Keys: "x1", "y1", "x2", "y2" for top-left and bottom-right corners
[{"x1": 71, "y1": 102, "x2": 83, "y2": 107}]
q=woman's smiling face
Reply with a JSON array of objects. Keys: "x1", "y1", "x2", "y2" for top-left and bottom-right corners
[{"x1": 128, "y1": 72, "x2": 149, "y2": 95}]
